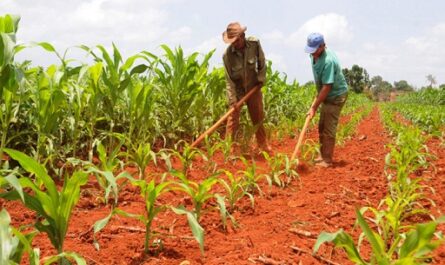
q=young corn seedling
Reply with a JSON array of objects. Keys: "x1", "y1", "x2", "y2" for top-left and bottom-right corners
[
  {"x1": 220, "y1": 136, "x2": 234, "y2": 163},
  {"x1": 282, "y1": 154, "x2": 300, "y2": 184},
  {"x1": 171, "y1": 140, "x2": 205, "y2": 175},
  {"x1": 0, "y1": 149, "x2": 87, "y2": 264},
  {"x1": 237, "y1": 156, "x2": 264, "y2": 196},
  {"x1": 172, "y1": 171, "x2": 219, "y2": 220},
  {"x1": 126, "y1": 142, "x2": 157, "y2": 179},
  {"x1": 262, "y1": 152, "x2": 299, "y2": 188},
  {"x1": 218, "y1": 170, "x2": 254, "y2": 211},
  {"x1": 214, "y1": 193, "x2": 238, "y2": 231},
  {"x1": 0, "y1": 209, "x2": 39, "y2": 265},
  {"x1": 299, "y1": 139, "x2": 319, "y2": 163},
  {"x1": 313, "y1": 209, "x2": 445, "y2": 265},
  {"x1": 158, "y1": 148, "x2": 174, "y2": 172},
  {"x1": 93, "y1": 175, "x2": 171, "y2": 254},
  {"x1": 203, "y1": 135, "x2": 223, "y2": 172},
  {"x1": 88, "y1": 138, "x2": 128, "y2": 205}
]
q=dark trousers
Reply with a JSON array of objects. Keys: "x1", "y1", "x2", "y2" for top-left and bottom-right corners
[
  {"x1": 319, "y1": 94, "x2": 347, "y2": 163},
  {"x1": 226, "y1": 89, "x2": 267, "y2": 147}
]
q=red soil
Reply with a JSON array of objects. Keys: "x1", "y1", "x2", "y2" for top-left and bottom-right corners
[{"x1": 2, "y1": 106, "x2": 445, "y2": 264}]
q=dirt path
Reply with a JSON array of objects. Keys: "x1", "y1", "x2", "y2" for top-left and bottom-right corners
[{"x1": 3, "y1": 106, "x2": 445, "y2": 264}]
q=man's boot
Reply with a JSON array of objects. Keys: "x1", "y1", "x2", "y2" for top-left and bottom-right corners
[{"x1": 317, "y1": 137, "x2": 335, "y2": 167}]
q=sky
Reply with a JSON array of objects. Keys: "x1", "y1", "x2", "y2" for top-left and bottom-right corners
[{"x1": 1, "y1": 0, "x2": 445, "y2": 88}]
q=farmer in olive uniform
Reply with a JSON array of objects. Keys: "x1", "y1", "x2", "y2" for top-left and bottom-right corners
[
  {"x1": 222, "y1": 22, "x2": 271, "y2": 153},
  {"x1": 305, "y1": 33, "x2": 348, "y2": 168}
]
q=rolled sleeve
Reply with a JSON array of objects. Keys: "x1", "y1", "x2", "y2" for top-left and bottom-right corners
[
  {"x1": 223, "y1": 55, "x2": 238, "y2": 105},
  {"x1": 257, "y1": 40, "x2": 266, "y2": 85}
]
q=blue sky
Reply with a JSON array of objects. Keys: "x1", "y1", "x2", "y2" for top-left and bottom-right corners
[{"x1": 1, "y1": 0, "x2": 444, "y2": 87}]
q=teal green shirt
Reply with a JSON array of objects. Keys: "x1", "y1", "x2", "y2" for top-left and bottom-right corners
[{"x1": 310, "y1": 49, "x2": 348, "y2": 98}]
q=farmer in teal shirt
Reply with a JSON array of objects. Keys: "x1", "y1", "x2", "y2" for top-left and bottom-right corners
[{"x1": 305, "y1": 33, "x2": 348, "y2": 168}]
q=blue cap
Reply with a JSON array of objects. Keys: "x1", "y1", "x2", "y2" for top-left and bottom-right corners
[{"x1": 305, "y1": 33, "x2": 324, "y2": 53}]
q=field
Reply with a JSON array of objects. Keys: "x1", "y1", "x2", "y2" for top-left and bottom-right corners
[{"x1": 1, "y1": 14, "x2": 445, "y2": 265}]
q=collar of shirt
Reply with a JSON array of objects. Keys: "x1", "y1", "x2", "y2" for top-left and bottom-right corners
[{"x1": 230, "y1": 40, "x2": 252, "y2": 55}]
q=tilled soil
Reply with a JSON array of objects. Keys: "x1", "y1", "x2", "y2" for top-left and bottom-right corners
[{"x1": 2, "y1": 106, "x2": 445, "y2": 264}]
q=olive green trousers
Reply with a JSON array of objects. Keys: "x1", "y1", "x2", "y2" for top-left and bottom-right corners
[{"x1": 319, "y1": 94, "x2": 348, "y2": 163}]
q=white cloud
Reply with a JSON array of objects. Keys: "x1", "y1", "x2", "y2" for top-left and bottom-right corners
[
  {"x1": 168, "y1": 26, "x2": 192, "y2": 43},
  {"x1": 287, "y1": 13, "x2": 353, "y2": 47},
  {"x1": 194, "y1": 36, "x2": 225, "y2": 55},
  {"x1": 267, "y1": 53, "x2": 288, "y2": 72},
  {"x1": 261, "y1": 30, "x2": 285, "y2": 43}
]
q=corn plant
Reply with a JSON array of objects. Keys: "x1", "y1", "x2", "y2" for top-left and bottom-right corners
[
  {"x1": 313, "y1": 209, "x2": 444, "y2": 264},
  {"x1": 237, "y1": 156, "x2": 264, "y2": 196},
  {"x1": 0, "y1": 14, "x2": 26, "y2": 168},
  {"x1": 158, "y1": 148, "x2": 174, "y2": 172},
  {"x1": 93, "y1": 175, "x2": 171, "y2": 254},
  {"x1": 171, "y1": 206, "x2": 205, "y2": 254},
  {"x1": 86, "y1": 137, "x2": 128, "y2": 205},
  {"x1": 0, "y1": 209, "x2": 39, "y2": 265},
  {"x1": 204, "y1": 136, "x2": 222, "y2": 172},
  {"x1": 214, "y1": 193, "x2": 237, "y2": 231},
  {"x1": 218, "y1": 170, "x2": 254, "y2": 211},
  {"x1": 262, "y1": 152, "x2": 289, "y2": 187},
  {"x1": 299, "y1": 139, "x2": 319, "y2": 163},
  {"x1": 30, "y1": 65, "x2": 67, "y2": 161},
  {"x1": 80, "y1": 43, "x2": 132, "y2": 138},
  {"x1": 172, "y1": 171, "x2": 218, "y2": 220},
  {"x1": 171, "y1": 141, "x2": 205, "y2": 175},
  {"x1": 220, "y1": 135, "x2": 234, "y2": 162},
  {"x1": 126, "y1": 142, "x2": 157, "y2": 179},
  {"x1": 282, "y1": 154, "x2": 299, "y2": 183},
  {"x1": 0, "y1": 149, "x2": 87, "y2": 262},
  {"x1": 152, "y1": 45, "x2": 214, "y2": 143}
]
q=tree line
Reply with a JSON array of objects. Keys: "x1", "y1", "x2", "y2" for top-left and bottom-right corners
[{"x1": 341, "y1": 65, "x2": 444, "y2": 101}]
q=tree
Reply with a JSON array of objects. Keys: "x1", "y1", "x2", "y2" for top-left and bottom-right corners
[
  {"x1": 342, "y1": 64, "x2": 370, "y2": 93},
  {"x1": 393, "y1": 80, "x2": 413, "y2": 91},
  {"x1": 426, "y1": 74, "x2": 437, "y2": 88},
  {"x1": 369, "y1": 75, "x2": 393, "y2": 101}
]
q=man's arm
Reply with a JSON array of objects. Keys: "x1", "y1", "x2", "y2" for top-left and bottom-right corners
[
  {"x1": 257, "y1": 40, "x2": 266, "y2": 87},
  {"x1": 307, "y1": 84, "x2": 332, "y2": 118},
  {"x1": 223, "y1": 54, "x2": 238, "y2": 106}
]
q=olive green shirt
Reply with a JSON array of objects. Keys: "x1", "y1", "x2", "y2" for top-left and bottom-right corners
[{"x1": 223, "y1": 36, "x2": 266, "y2": 105}]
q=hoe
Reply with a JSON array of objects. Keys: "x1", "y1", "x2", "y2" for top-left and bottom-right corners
[{"x1": 190, "y1": 85, "x2": 260, "y2": 148}]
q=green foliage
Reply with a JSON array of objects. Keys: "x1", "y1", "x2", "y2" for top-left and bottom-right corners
[
  {"x1": 0, "y1": 209, "x2": 39, "y2": 265},
  {"x1": 342, "y1": 64, "x2": 370, "y2": 93},
  {"x1": 93, "y1": 176, "x2": 171, "y2": 254},
  {"x1": 314, "y1": 209, "x2": 444, "y2": 265},
  {"x1": 237, "y1": 157, "x2": 264, "y2": 196},
  {"x1": 171, "y1": 206, "x2": 205, "y2": 254},
  {"x1": 126, "y1": 142, "x2": 157, "y2": 179},
  {"x1": 0, "y1": 149, "x2": 87, "y2": 256},
  {"x1": 218, "y1": 170, "x2": 254, "y2": 211},
  {"x1": 172, "y1": 171, "x2": 218, "y2": 220}
]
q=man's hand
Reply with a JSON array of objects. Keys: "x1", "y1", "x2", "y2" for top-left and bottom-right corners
[{"x1": 307, "y1": 106, "x2": 316, "y2": 119}]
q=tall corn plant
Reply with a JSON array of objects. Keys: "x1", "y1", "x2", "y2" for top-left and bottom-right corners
[
  {"x1": 30, "y1": 65, "x2": 66, "y2": 161},
  {"x1": 153, "y1": 45, "x2": 214, "y2": 143},
  {"x1": 0, "y1": 14, "x2": 25, "y2": 167},
  {"x1": 123, "y1": 51, "x2": 159, "y2": 145},
  {"x1": 0, "y1": 149, "x2": 87, "y2": 261}
]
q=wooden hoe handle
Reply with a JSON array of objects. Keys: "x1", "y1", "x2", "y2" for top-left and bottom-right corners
[
  {"x1": 290, "y1": 114, "x2": 312, "y2": 161},
  {"x1": 191, "y1": 85, "x2": 260, "y2": 148}
]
